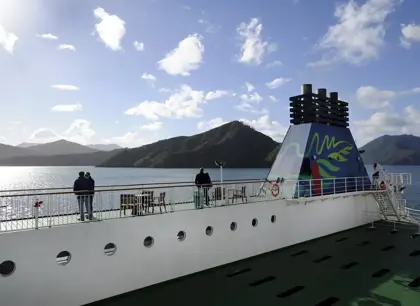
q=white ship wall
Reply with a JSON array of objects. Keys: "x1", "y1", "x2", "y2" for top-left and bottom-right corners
[{"x1": 0, "y1": 194, "x2": 380, "y2": 306}]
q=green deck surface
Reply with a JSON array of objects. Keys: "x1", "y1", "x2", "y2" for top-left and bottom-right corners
[{"x1": 88, "y1": 221, "x2": 420, "y2": 306}]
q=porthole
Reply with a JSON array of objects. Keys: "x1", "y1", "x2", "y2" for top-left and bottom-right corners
[
  {"x1": 0, "y1": 260, "x2": 15, "y2": 277},
  {"x1": 230, "y1": 222, "x2": 237, "y2": 231},
  {"x1": 252, "y1": 218, "x2": 258, "y2": 227},
  {"x1": 104, "y1": 243, "x2": 117, "y2": 256},
  {"x1": 271, "y1": 215, "x2": 276, "y2": 223},
  {"x1": 205, "y1": 226, "x2": 213, "y2": 236},
  {"x1": 177, "y1": 231, "x2": 186, "y2": 241},
  {"x1": 144, "y1": 236, "x2": 154, "y2": 248},
  {"x1": 56, "y1": 251, "x2": 71, "y2": 266}
]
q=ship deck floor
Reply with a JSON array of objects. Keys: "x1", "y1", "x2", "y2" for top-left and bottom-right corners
[{"x1": 88, "y1": 220, "x2": 420, "y2": 306}]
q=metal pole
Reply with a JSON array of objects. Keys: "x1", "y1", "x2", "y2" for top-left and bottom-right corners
[{"x1": 220, "y1": 165, "x2": 224, "y2": 199}]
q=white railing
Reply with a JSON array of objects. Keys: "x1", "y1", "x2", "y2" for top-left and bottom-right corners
[
  {"x1": 407, "y1": 207, "x2": 420, "y2": 224},
  {"x1": 0, "y1": 176, "x2": 380, "y2": 233},
  {"x1": 372, "y1": 163, "x2": 414, "y2": 222},
  {"x1": 386, "y1": 173, "x2": 412, "y2": 186}
]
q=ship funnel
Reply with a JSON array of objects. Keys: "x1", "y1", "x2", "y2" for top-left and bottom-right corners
[
  {"x1": 330, "y1": 92, "x2": 338, "y2": 101},
  {"x1": 302, "y1": 84, "x2": 312, "y2": 95},
  {"x1": 317, "y1": 88, "x2": 327, "y2": 99}
]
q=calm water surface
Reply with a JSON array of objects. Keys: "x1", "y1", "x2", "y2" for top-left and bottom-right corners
[
  {"x1": 0, "y1": 165, "x2": 418, "y2": 208},
  {"x1": 0, "y1": 166, "x2": 269, "y2": 191}
]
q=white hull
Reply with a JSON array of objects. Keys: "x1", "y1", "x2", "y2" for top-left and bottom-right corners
[{"x1": 1, "y1": 193, "x2": 379, "y2": 306}]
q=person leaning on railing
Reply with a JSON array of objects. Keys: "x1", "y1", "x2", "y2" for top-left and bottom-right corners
[
  {"x1": 85, "y1": 172, "x2": 95, "y2": 220},
  {"x1": 194, "y1": 168, "x2": 212, "y2": 207},
  {"x1": 73, "y1": 171, "x2": 94, "y2": 221}
]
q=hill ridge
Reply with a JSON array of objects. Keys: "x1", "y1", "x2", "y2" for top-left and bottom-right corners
[{"x1": 98, "y1": 121, "x2": 280, "y2": 168}]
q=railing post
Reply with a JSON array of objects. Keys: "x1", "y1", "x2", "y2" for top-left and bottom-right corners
[
  {"x1": 309, "y1": 179, "x2": 312, "y2": 197},
  {"x1": 297, "y1": 180, "x2": 300, "y2": 198},
  {"x1": 33, "y1": 199, "x2": 43, "y2": 230},
  {"x1": 333, "y1": 178, "x2": 336, "y2": 194},
  {"x1": 345, "y1": 178, "x2": 347, "y2": 193}
]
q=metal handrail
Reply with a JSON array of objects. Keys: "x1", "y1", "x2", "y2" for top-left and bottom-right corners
[
  {"x1": 0, "y1": 175, "x2": 382, "y2": 233},
  {"x1": 0, "y1": 177, "x2": 266, "y2": 194},
  {"x1": 0, "y1": 176, "x2": 373, "y2": 198}
]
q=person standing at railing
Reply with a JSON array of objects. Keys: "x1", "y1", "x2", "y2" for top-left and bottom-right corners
[
  {"x1": 203, "y1": 172, "x2": 212, "y2": 206},
  {"x1": 195, "y1": 168, "x2": 211, "y2": 207},
  {"x1": 85, "y1": 172, "x2": 95, "y2": 220},
  {"x1": 73, "y1": 171, "x2": 93, "y2": 221}
]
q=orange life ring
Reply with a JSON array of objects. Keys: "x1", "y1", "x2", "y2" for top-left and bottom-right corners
[{"x1": 271, "y1": 183, "x2": 280, "y2": 197}]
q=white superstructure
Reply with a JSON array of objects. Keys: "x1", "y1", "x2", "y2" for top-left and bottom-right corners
[{"x1": 0, "y1": 172, "x2": 415, "y2": 306}]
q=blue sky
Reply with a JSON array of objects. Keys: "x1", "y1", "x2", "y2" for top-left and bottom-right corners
[{"x1": 1, "y1": 0, "x2": 420, "y2": 147}]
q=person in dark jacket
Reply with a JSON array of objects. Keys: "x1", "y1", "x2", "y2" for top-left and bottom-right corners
[
  {"x1": 73, "y1": 171, "x2": 93, "y2": 221},
  {"x1": 195, "y1": 168, "x2": 207, "y2": 187},
  {"x1": 195, "y1": 168, "x2": 211, "y2": 207},
  {"x1": 85, "y1": 172, "x2": 95, "y2": 220}
]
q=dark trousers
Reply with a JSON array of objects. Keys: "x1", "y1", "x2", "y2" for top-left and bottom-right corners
[
  {"x1": 203, "y1": 187, "x2": 210, "y2": 206},
  {"x1": 86, "y1": 195, "x2": 94, "y2": 218}
]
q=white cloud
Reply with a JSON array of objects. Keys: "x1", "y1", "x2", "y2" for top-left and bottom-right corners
[
  {"x1": 51, "y1": 84, "x2": 79, "y2": 91},
  {"x1": 133, "y1": 41, "x2": 144, "y2": 51},
  {"x1": 64, "y1": 119, "x2": 95, "y2": 144},
  {"x1": 266, "y1": 60, "x2": 283, "y2": 68},
  {"x1": 198, "y1": 19, "x2": 220, "y2": 33},
  {"x1": 235, "y1": 92, "x2": 267, "y2": 114},
  {"x1": 51, "y1": 103, "x2": 83, "y2": 112},
  {"x1": 36, "y1": 33, "x2": 58, "y2": 40},
  {"x1": 30, "y1": 128, "x2": 62, "y2": 142},
  {"x1": 103, "y1": 122, "x2": 163, "y2": 147},
  {"x1": 58, "y1": 44, "x2": 76, "y2": 51},
  {"x1": 205, "y1": 90, "x2": 229, "y2": 101},
  {"x1": 197, "y1": 118, "x2": 227, "y2": 131},
  {"x1": 356, "y1": 85, "x2": 420, "y2": 109},
  {"x1": 309, "y1": 0, "x2": 399, "y2": 67},
  {"x1": 400, "y1": 23, "x2": 420, "y2": 49},
  {"x1": 353, "y1": 105, "x2": 420, "y2": 145},
  {"x1": 240, "y1": 115, "x2": 287, "y2": 141},
  {"x1": 6, "y1": 121, "x2": 22, "y2": 132},
  {"x1": 245, "y1": 82, "x2": 255, "y2": 92},
  {"x1": 158, "y1": 34, "x2": 204, "y2": 76},
  {"x1": 0, "y1": 135, "x2": 7, "y2": 143},
  {"x1": 237, "y1": 18, "x2": 273, "y2": 65},
  {"x1": 30, "y1": 120, "x2": 96, "y2": 145},
  {"x1": 240, "y1": 92, "x2": 263, "y2": 103},
  {"x1": 268, "y1": 95, "x2": 278, "y2": 102},
  {"x1": 93, "y1": 7, "x2": 126, "y2": 51},
  {"x1": 0, "y1": 24, "x2": 18, "y2": 54},
  {"x1": 125, "y1": 85, "x2": 205, "y2": 120},
  {"x1": 139, "y1": 121, "x2": 163, "y2": 131},
  {"x1": 141, "y1": 73, "x2": 156, "y2": 82},
  {"x1": 103, "y1": 131, "x2": 156, "y2": 148},
  {"x1": 266, "y1": 78, "x2": 291, "y2": 89}
]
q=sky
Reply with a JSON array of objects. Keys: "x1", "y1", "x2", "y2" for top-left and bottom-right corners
[{"x1": 1, "y1": 0, "x2": 420, "y2": 148}]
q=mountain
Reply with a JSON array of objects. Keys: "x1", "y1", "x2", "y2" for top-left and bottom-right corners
[
  {"x1": 88, "y1": 144, "x2": 122, "y2": 151},
  {"x1": 0, "y1": 149, "x2": 123, "y2": 166},
  {"x1": 360, "y1": 134, "x2": 420, "y2": 165},
  {"x1": 16, "y1": 142, "x2": 41, "y2": 148},
  {"x1": 98, "y1": 121, "x2": 280, "y2": 168},
  {"x1": 0, "y1": 144, "x2": 40, "y2": 160},
  {"x1": 21, "y1": 139, "x2": 100, "y2": 155}
]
